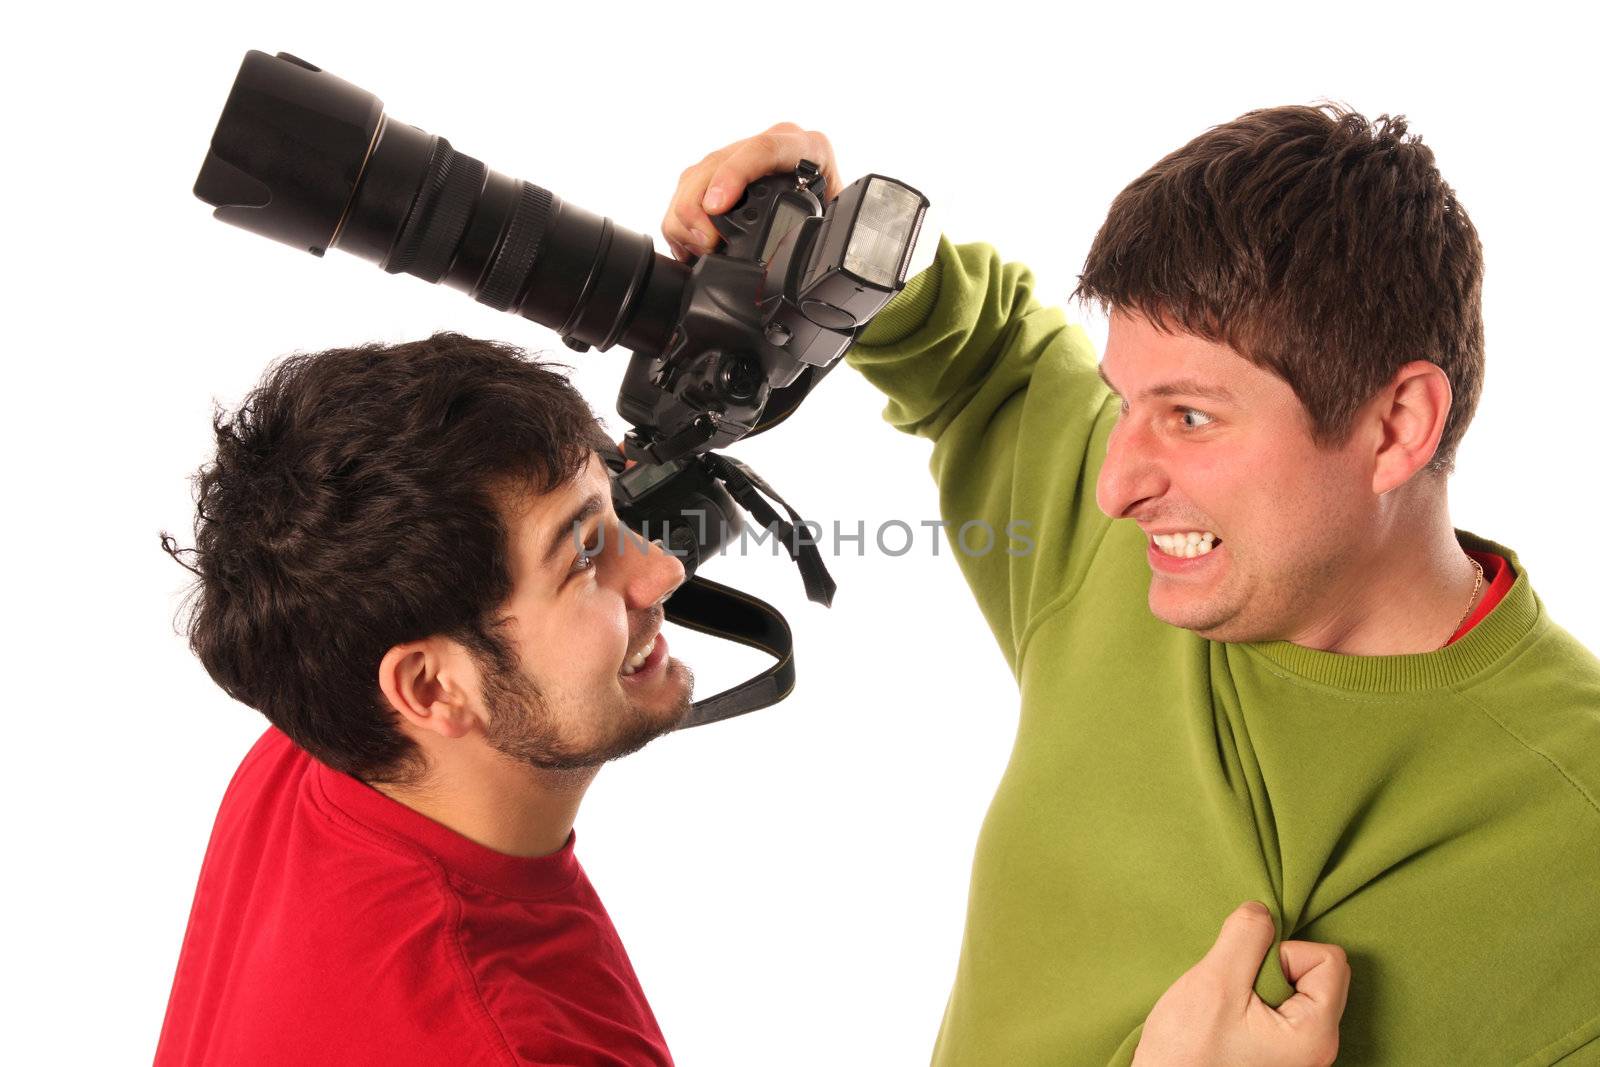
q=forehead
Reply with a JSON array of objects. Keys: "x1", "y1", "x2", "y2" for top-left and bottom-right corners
[
  {"x1": 1104, "y1": 309, "x2": 1231, "y2": 370},
  {"x1": 1100, "y1": 309, "x2": 1278, "y2": 400}
]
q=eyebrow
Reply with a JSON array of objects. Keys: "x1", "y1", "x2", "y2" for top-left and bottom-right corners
[
  {"x1": 1097, "y1": 363, "x2": 1238, "y2": 405},
  {"x1": 541, "y1": 491, "x2": 605, "y2": 569}
]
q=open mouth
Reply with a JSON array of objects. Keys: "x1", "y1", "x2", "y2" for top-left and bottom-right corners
[
  {"x1": 1151, "y1": 531, "x2": 1221, "y2": 559},
  {"x1": 619, "y1": 633, "x2": 668, "y2": 680}
]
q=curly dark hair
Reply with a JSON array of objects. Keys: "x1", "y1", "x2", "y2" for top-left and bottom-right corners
[
  {"x1": 161, "y1": 332, "x2": 610, "y2": 785},
  {"x1": 1075, "y1": 103, "x2": 1484, "y2": 477}
]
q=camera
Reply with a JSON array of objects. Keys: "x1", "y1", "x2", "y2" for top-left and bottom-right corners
[{"x1": 194, "y1": 50, "x2": 930, "y2": 725}]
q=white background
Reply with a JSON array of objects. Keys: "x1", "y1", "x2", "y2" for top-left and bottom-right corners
[{"x1": 6, "y1": 3, "x2": 1596, "y2": 1064}]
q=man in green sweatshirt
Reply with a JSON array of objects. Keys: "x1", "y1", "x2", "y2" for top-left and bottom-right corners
[{"x1": 663, "y1": 107, "x2": 1600, "y2": 1065}]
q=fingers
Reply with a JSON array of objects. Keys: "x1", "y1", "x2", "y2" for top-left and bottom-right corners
[
  {"x1": 664, "y1": 155, "x2": 725, "y2": 261},
  {"x1": 703, "y1": 125, "x2": 838, "y2": 214},
  {"x1": 661, "y1": 123, "x2": 839, "y2": 262},
  {"x1": 1273, "y1": 939, "x2": 1352, "y2": 1027},
  {"x1": 1198, "y1": 901, "x2": 1280, "y2": 996}
]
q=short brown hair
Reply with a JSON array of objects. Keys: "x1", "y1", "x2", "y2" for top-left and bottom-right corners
[
  {"x1": 1074, "y1": 103, "x2": 1484, "y2": 476},
  {"x1": 161, "y1": 332, "x2": 609, "y2": 785}
]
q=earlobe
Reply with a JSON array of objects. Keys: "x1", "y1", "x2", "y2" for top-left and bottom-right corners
[
  {"x1": 377, "y1": 641, "x2": 479, "y2": 740},
  {"x1": 1370, "y1": 361, "x2": 1453, "y2": 495}
]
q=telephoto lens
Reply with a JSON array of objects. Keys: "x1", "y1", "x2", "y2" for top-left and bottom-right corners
[{"x1": 194, "y1": 50, "x2": 687, "y2": 357}]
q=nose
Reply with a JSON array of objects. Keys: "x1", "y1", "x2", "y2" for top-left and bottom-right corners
[
  {"x1": 619, "y1": 525, "x2": 688, "y2": 611},
  {"x1": 1095, "y1": 413, "x2": 1168, "y2": 519}
]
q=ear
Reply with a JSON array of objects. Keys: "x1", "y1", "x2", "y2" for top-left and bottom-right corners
[
  {"x1": 1370, "y1": 360, "x2": 1453, "y2": 495},
  {"x1": 377, "y1": 639, "x2": 482, "y2": 740}
]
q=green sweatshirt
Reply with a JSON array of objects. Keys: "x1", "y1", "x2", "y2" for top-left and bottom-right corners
[{"x1": 846, "y1": 237, "x2": 1600, "y2": 1066}]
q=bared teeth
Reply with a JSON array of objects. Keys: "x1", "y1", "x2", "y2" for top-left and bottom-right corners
[
  {"x1": 620, "y1": 636, "x2": 657, "y2": 676},
  {"x1": 1153, "y1": 532, "x2": 1218, "y2": 559}
]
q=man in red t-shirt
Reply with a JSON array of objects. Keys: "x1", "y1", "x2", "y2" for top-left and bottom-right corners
[{"x1": 156, "y1": 334, "x2": 690, "y2": 1066}]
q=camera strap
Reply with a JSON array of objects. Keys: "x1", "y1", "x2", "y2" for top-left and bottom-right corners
[
  {"x1": 659, "y1": 453, "x2": 835, "y2": 728},
  {"x1": 701, "y1": 453, "x2": 836, "y2": 608},
  {"x1": 666, "y1": 574, "x2": 796, "y2": 728}
]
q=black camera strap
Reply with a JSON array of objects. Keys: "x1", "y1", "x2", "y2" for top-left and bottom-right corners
[
  {"x1": 666, "y1": 574, "x2": 796, "y2": 728},
  {"x1": 701, "y1": 453, "x2": 837, "y2": 608}
]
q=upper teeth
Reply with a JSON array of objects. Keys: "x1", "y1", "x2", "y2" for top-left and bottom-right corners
[
  {"x1": 1154, "y1": 531, "x2": 1218, "y2": 558},
  {"x1": 621, "y1": 636, "x2": 657, "y2": 676}
]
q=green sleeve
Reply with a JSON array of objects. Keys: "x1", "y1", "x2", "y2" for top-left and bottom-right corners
[{"x1": 846, "y1": 236, "x2": 1120, "y2": 675}]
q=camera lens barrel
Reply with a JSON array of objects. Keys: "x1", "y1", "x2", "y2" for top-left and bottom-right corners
[{"x1": 196, "y1": 51, "x2": 685, "y2": 357}]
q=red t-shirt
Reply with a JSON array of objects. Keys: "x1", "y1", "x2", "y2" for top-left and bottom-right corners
[{"x1": 154, "y1": 727, "x2": 673, "y2": 1066}]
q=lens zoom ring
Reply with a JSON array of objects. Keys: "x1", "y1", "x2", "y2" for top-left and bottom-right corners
[
  {"x1": 410, "y1": 153, "x2": 485, "y2": 283},
  {"x1": 477, "y1": 181, "x2": 554, "y2": 312},
  {"x1": 386, "y1": 137, "x2": 455, "y2": 275},
  {"x1": 390, "y1": 140, "x2": 486, "y2": 283}
]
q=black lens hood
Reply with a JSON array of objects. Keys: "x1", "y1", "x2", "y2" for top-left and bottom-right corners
[{"x1": 194, "y1": 51, "x2": 383, "y2": 256}]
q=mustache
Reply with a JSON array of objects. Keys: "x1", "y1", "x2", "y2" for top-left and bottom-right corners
[{"x1": 631, "y1": 604, "x2": 665, "y2": 646}]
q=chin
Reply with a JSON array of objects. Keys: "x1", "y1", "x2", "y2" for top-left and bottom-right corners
[
  {"x1": 657, "y1": 660, "x2": 696, "y2": 724},
  {"x1": 1149, "y1": 592, "x2": 1252, "y2": 641},
  {"x1": 621, "y1": 671, "x2": 694, "y2": 753},
  {"x1": 622, "y1": 659, "x2": 694, "y2": 727}
]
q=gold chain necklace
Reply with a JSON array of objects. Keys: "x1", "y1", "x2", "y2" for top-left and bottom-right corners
[{"x1": 1449, "y1": 556, "x2": 1486, "y2": 640}]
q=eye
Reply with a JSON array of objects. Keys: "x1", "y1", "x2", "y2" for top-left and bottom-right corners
[
  {"x1": 1179, "y1": 408, "x2": 1214, "y2": 430},
  {"x1": 569, "y1": 529, "x2": 602, "y2": 578}
]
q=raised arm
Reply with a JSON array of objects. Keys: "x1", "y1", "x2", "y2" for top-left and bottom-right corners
[
  {"x1": 845, "y1": 238, "x2": 1117, "y2": 672},
  {"x1": 661, "y1": 124, "x2": 1120, "y2": 674}
]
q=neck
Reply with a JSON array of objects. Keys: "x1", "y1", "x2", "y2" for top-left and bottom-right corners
[
  {"x1": 372, "y1": 740, "x2": 599, "y2": 858},
  {"x1": 1283, "y1": 480, "x2": 1478, "y2": 656}
]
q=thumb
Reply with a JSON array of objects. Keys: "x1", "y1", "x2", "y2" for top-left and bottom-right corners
[
  {"x1": 1272, "y1": 939, "x2": 1351, "y2": 1027},
  {"x1": 1197, "y1": 901, "x2": 1280, "y2": 996}
]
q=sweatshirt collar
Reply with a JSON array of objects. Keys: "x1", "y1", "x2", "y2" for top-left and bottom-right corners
[{"x1": 1239, "y1": 529, "x2": 1544, "y2": 693}]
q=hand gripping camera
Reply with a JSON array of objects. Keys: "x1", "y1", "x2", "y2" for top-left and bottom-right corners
[{"x1": 194, "y1": 51, "x2": 930, "y2": 727}]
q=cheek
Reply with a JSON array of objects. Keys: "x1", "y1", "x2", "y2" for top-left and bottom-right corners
[
  {"x1": 1177, "y1": 443, "x2": 1310, "y2": 552},
  {"x1": 518, "y1": 594, "x2": 630, "y2": 683},
  {"x1": 1169, "y1": 447, "x2": 1245, "y2": 527},
  {"x1": 1244, "y1": 451, "x2": 1365, "y2": 560},
  {"x1": 571, "y1": 594, "x2": 630, "y2": 673}
]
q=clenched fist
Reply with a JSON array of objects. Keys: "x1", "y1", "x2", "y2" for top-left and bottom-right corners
[{"x1": 1133, "y1": 901, "x2": 1351, "y2": 1067}]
